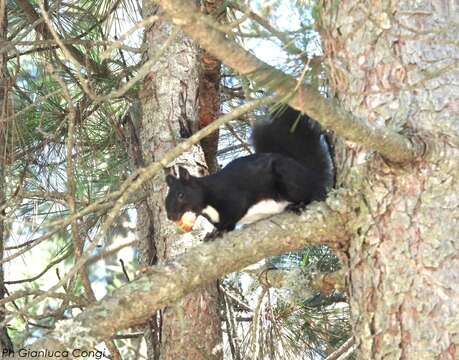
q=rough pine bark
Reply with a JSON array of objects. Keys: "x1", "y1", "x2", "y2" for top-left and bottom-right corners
[
  {"x1": 319, "y1": 1, "x2": 459, "y2": 358},
  {"x1": 137, "y1": 4, "x2": 222, "y2": 360}
]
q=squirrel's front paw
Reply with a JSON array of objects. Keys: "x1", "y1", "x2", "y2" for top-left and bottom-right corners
[
  {"x1": 286, "y1": 202, "x2": 307, "y2": 214},
  {"x1": 203, "y1": 229, "x2": 224, "y2": 242}
]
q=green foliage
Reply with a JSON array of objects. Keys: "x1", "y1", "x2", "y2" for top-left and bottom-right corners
[{"x1": 2, "y1": 0, "x2": 142, "y2": 349}]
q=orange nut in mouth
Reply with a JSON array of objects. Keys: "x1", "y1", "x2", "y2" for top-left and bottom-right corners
[{"x1": 176, "y1": 211, "x2": 197, "y2": 232}]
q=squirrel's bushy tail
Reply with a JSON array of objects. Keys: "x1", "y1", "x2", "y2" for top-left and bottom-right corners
[{"x1": 252, "y1": 106, "x2": 334, "y2": 191}]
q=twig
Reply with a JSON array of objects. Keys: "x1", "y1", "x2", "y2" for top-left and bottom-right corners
[
  {"x1": 219, "y1": 285, "x2": 253, "y2": 312},
  {"x1": 325, "y1": 337, "x2": 355, "y2": 360},
  {"x1": 251, "y1": 287, "x2": 267, "y2": 360},
  {"x1": 222, "y1": 292, "x2": 242, "y2": 360},
  {"x1": 4, "y1": 251, "x2": 71, "y2": 285},
  {"x1": 0, "y1": 290, "x2": 86, "y2": 307},
  {"x1": 86, "y1": 240, "x2": 139, "y2": 266},
  {"x1": 119, "y1": 259, "x2": 131, "y2": 282},
  {"x1": 229, "y1": 3, "x2": 309, "y2": 62}
]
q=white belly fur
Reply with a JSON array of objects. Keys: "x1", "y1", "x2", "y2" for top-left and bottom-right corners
[{"x1": 238, "y1": 199, "x2": 290, "y2": 226}]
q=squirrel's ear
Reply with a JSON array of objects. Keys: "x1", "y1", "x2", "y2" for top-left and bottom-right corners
[
  {"x1": 165, "y1": 175, "x2": 176, "y2": 187},
  {"x1": 178, "y1": 166, "x2": 191, "y2": 183}
]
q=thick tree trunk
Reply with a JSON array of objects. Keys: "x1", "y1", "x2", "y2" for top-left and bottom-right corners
[
  {"x1": 138, "y1": 4, "x2": 222, "y2": 360},
  {"x1": 319, "y1": 1, "x2": 459, "y2": 358}
]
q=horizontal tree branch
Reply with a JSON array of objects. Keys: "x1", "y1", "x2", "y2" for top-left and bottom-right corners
[
  {"x1": 154, "y1": 0, "x2": 425, "y2": 163},
  {"x1": 19, "y1": 190, "x2": 353, "y2": 358}
]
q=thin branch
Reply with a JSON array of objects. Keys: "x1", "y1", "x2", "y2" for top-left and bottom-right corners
[
  {"x1": 15, "y1": 0, "x2": 103, "y2": 74},
  {"x1": 113, "y1": 332, "x2": 144, "y2": 340},
  {"x1": 325, "y1": 337, "x2": 355, "y2": 360},
  {"x1": 0, "y1": 290, "x2": 86, "y2": 307},
  {"x1": 85, "y1": 239, "x2": 139, "y2": 265},
  {"x1": 244, "y1": 265, "x2": 346, "y2": 295},
  {"x1": 229, "y1": 3, "x2": 310, "y2": 62},
  {"x1": 4, "y1": 251, "x2": 70, "y2": 285},
  {"x1": 251, "y1": 287, "x2": 267, "y2": 360},
  {"x1": 222, "y1": 291, "x2": 242, "y2": 360},
  {"x1": 220, "y1": 285, "x2": 253, "y2": 313},
  {"x1": 225, "y1": 123, "x2": 252, "y2": 154},
  {"x1": 2, "y1": 40, "x2": 144, "y2": 58}
]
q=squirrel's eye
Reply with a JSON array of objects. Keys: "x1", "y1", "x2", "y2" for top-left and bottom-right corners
[{"x1": 178, "y1": 192, "x2": 184, "y2": 200}]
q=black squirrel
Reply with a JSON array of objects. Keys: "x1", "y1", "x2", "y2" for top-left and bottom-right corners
[{"x1": 165, "y1": 106, "x2": 334, "y2": 232}]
